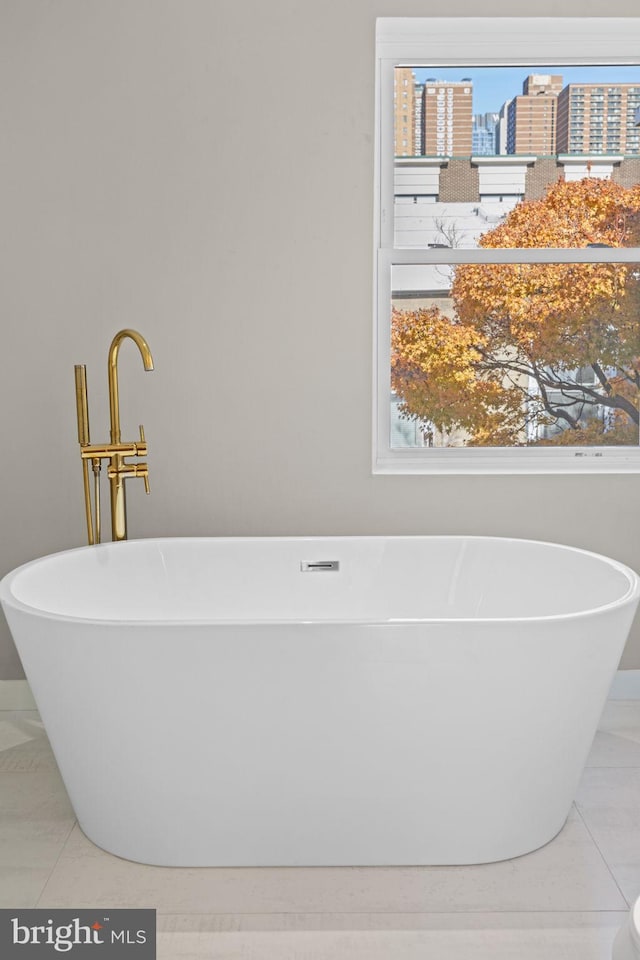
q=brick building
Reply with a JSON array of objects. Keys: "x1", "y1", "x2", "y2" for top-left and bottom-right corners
[
  {"x1": 556, "y1": 83, "x2": 640, "y2": 155},
  {"x1": 506, "y1": 74, "x2": 563, "y2": 155},
  {"x1": 421, "y1": 79, "x2": 473, "y2": 156},
  {"x1": 393, "y1": 68, "x2": 418, "y2": 157}
]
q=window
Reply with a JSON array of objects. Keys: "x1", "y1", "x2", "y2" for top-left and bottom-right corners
[{"x1": 374, "y1": 17, "x2": 640, "y2": 474}]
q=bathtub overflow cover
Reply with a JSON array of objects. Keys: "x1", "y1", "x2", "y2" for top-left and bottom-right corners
[{"x1": 300, "y1": 561, "x2": 340, "y2": 572}]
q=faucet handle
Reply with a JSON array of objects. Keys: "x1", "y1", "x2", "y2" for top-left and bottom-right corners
[
  {"x1": 134, "y1": 462, "x2": 150, "y2": 494},
  {"x1": 107, "y1": 461, "x2": 150, "y2": 493},
  {"x1": 138, "y1": 426, "x2": 149, "y2": 492}
]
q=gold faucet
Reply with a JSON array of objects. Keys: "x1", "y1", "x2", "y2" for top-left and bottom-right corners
[{"x1": 74, "y1": 329, "x2": 154, "y2": 544}]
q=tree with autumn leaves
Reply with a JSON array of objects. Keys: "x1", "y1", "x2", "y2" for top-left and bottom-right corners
[{"x1": 391, "y1": 177, "x2": 640, "y2": 447}]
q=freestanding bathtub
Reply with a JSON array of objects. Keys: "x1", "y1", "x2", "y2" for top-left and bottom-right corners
[{"x1": 1, "y1": 536, "x2": 638, "y2": 867}]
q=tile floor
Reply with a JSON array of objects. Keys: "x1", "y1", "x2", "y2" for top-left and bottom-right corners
[{"x1": 1, "y1": 701, "x2": 639, "y2": 958}]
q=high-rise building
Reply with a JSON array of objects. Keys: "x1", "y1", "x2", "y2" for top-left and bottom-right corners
[
  {"x1": 394, "y1": 68, "x2": 418, "y2": 156},
  {"x1": 496, "y1": 100, "x2": 512, "y2": 155},
  {"x1": 472, "y1": 113, "x2": 499, "y2": 155},
  {"x1": 506, "y1": 74, "x2": 563, "y2": 155},
  {"x1": 421, "y1": 79, "x2": 473, "y2": 156},
  {"x1": 522, "y1": 74, "x2": 564, "y2": 98},
  {"x1": 556, "y1": 84, "x2": 640, "y2": 154}
]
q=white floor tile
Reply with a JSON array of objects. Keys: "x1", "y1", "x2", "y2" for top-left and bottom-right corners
[
  {"x1": 576, "y1": 766, "x2": 640, "y2": 905},
  {"x1": 0, "y1": 770, "x2": 75, "y2": 907},
  {"x1": 0, "y1": 712, "x2": 58, "y2": 772},
  {"x1": 0, "y1": 700, "x2": 637, "y2": 958},
  {"x1": 0, "y1": 719, "x2": 36, "y2": 752},
  {"x1": 0, "y1": 866, "x2": 59, "y2": 910},
  {"x1": 587, "y1": 701, "x2": 640, "y2": 767},
  {"x1": 154, "y1": 914, "x2": 629, "y2": 960},
  {"x1": 36, "y1": 806, "x2": 626, "y2": 913},
  {"x1": 156, "y1": 910, "x2": 629, "y2": 933},
  {"x1": 598, "y1": 701, "x2": 640, "y2": 741},
  {"x1": 586, "y1": 731, "x2": 640, "y2": 767}
]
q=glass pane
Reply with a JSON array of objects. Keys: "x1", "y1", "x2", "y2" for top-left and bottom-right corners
[
  {"x1": 390, "y1": 262, "x2": 640, "y2": 449},
  {"x1": 393, "y1": 65, "x2": 640, "y2": 248}
]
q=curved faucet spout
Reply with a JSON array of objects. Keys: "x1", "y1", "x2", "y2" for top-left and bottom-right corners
[
  {"x1": 76, "y1": 329, "x2": 154, "y2": 545},
  {"x1": 108, "y1": 329, "x2": 154, "y2": 444}
]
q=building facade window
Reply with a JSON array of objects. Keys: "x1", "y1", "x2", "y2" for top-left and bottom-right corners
[{"x1": 375, "y1": 17, "x2": 640, "y2": 474}]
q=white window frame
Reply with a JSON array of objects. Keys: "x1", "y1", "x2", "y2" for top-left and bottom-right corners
[{"x1": 374, "y1": 17, "x2": 640, "y2": 474}]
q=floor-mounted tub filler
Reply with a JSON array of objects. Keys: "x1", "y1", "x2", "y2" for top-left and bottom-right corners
[{"x1": 1, "y1": 536, "x2": 638, "y2": 868}]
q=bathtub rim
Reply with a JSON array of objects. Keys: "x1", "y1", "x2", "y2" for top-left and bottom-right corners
[
  {"x1": 632, "y1": 897, "x2": 640, "y2": 951},
  {"x1": 1, "y1": 535, "x2": 638, "y2": 628}
]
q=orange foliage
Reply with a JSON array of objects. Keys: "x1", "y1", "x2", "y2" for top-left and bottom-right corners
[
  {"x1": 391, "y1": 307, "x2": 523, "y2": 444},
  {"x1": 392, "y1": 177, "x2": 640, "y2": 447}
]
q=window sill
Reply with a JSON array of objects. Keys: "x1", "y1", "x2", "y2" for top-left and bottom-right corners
[{"x1": 373, "y1": 450, "x2": 640, "y2": 475}]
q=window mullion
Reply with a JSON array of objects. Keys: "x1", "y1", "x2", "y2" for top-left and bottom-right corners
[{"x1": 388, "y1": 248, "x2": 640, "y2": 265}]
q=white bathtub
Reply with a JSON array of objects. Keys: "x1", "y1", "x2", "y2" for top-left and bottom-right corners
[
  {"x1": 613, "y1": 896, "x2": 640, "y2": 959},
  {"x1": 1, "y1": 536, "x2": 638, "y2": 867}
]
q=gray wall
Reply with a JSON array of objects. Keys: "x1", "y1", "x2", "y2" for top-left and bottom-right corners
[{"x1": 1, "y1": 0, "x2": 639, "y2": 678}]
